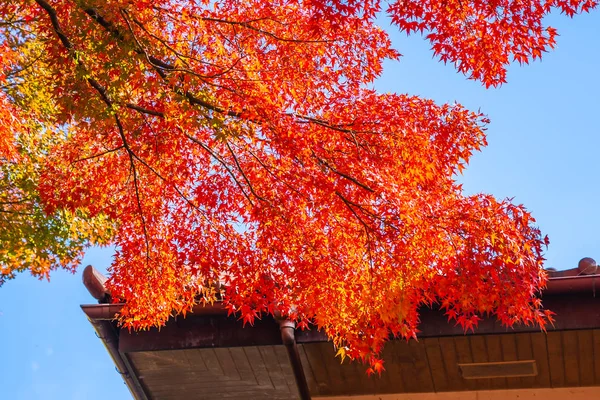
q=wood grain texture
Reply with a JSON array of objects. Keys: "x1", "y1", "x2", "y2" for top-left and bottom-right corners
[
  {"x1": 529, "y1": 332, "x2": 551, "y2": 387},
  {"x1": 546, "y1": 331, "x2": 566, "y2": 387},
  {"x1": 593, "y1": 329, "x2": 600, "y2": 384},
  {"x1": 129, "y1": 346, "x2": 299, "y2": 400},
  {"x1": 576, "y1": 330, "x2": 595, "y2": 386},
  {"x1": 484, "y1": 335, "x2": 508, "y2": 389},
  {"x1": 423, "y1": 337, "x2": 449, "y2": 392},
  {"x1": 126, "y1": 328, "x2": 600, "y2": 398}
]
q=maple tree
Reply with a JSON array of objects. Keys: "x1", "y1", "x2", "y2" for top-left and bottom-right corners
[
  {"x1": 0, "y1": 0, "x2": 597, "y2": 372},
  {"x1": 0, "y1": 18, "x2": 112, "y2": 285}
]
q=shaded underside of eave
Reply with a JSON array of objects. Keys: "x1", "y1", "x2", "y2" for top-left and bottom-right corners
[
  {"x1": 127, "y1": 345, "x2": 300, "y2": 400},
  {"x1": 82, "y1": 283, "x2": 600, "y2": 400},
  {"x1": 299, "y1": 329, "x2": 600, "y2": 397},
  {"x1": 119, "y1": 328, "x2": 600, "y2": 399}
]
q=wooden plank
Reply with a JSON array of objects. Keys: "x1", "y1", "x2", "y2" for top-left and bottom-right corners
[
  {"x1": 301, "y1": 343, "x2": 332, "y2": 396},
  {"x1": 379, "y1": 340, "x2": 406, "y2": 394},
  {"x1": 469, "y1": 335, "x2": 491, "y2": 390},
  {"x1": 530, "y1": 332, "x2": 551, "y2": 387},
  {"x1": 183, "y1": 348, "x2": 208, "y2": 372},
  {"x1": 546, "y1": 330, "x2": 566, "y2": 387},
  {"x1": 515, "y1": 332, "x2": 536, "y2": 388},
  {"x1": 145, "y1": 375, "x2": 256, "y2": 390},
  {"x1": 298, "y1": 344, "x2": 319, "y2": 394},
  {"x1": 437, "y1": 337, "x2": 464, "y2": 391},
  {"x1": 594, "y1": 329, "x2": 600, "y2": 385},
  {"x1": 485, "y1": 334, "x2": 508, "y2": 389},
  {"x1": 453, "y1": 336, "x2": 477, "y2": 391},
  {"x1": 337, "y1": 354, "x2": 375, "y2": 395},
  {"x1": 310, "y1": 342, "x2": 382, "y2": 396},
  {"x1": 129, "y1": 350, "x2": 190, "y2": 371},
  {"x1": 148, "y1": 382, "x2": 286, "y2": 398},
  {"x1": 137, "y1": 370, "x2": 233, "y2": 386},
  {"x1": 244, "y1": 346, "x2": 274, "y2": 388},
  {"x1": 317, "y1": 342, "x2": 351, "y2": 395},
  {"x1": 500, "y1": 334, "x2": 520, "y2": 389},
  {"x1": 423, "y1": 337, "x2": 450, "y2": 392},
  {"x1": 229, "y1": 347, "x2": 259, "y2": 383},
  {"x1": 272, "y1": 345, "x2": 299, "y2": 397},
  {"x1": 577, "y1": 330, "x2": 595, "y2": 386},
  {"x1": 408, "y1": 339, "x2": 435, "y2": 392},
  {"x1": 259, "y1": 345, "x2": 291, "y2": 393},
  {"x1": 198, "y1": 348, "x2": 225, "y2": 377},
  {"x1": 394, "y1": 339, "x2": 428, "y2": 393},
  {"x1": 214, "y1": 347, "x2": 242, "y2": 379},
  {"x1": 127, "y1": 351, "x2": 159, "y2": 371},
  {"x1": 217, "y1": 391, "x2": 292, "y2": 400},
  {"x1": 396, "y1": 339, "x2": 420, "y2": 392},
  {"x1": 562, "y1": 331, "x2": 580, "y2": 386}
]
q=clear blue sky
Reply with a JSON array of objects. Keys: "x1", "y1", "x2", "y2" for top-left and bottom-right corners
[{"x1": 1, "y1": 9, "x2": 599, "y2": 400}]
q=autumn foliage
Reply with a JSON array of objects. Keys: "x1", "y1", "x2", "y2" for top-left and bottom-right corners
[{"x1": 1, "y1": 0, "x2": 596, "y2": 371}]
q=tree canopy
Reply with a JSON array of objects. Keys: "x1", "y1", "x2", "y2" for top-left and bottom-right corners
[{"x1": 1, "y1": 0, "x2": 596, "y2": 372}]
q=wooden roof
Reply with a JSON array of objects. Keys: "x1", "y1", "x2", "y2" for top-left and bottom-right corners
[
  {"x1": 81, "y1": 265, "x2": 600, "y2": 400},
  {"x1": 116, "y1": 328, "x2": 600, "y2": 399}
]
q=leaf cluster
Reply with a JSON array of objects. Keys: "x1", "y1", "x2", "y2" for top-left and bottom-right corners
[{"x1": 0, "y1": 0, "x2": 593, "y2": 371}]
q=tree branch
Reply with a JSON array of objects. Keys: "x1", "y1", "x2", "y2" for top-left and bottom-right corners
[{"x1": 35, "y1": 0, "x2": 151, "y2": 259}]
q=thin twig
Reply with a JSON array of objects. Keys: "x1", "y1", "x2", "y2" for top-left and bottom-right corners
[
  {"x1": 71, "y1": 145, "x2": 125, "y2": 164},
  {"x1": 225, "y1": 141, "x2": 268, "y2": 203},
  {"x1": 312, "y1": 151, "x2": 375, "y2": 193},
  {"x1": 184, "y1": 133, "x2": 254, "y2": 206}
]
